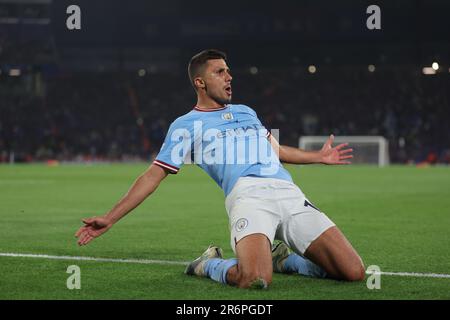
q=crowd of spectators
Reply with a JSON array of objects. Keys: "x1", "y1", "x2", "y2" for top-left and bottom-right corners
[{"x1": 1, "y1": 65, "x2": 449, "y2": 164}]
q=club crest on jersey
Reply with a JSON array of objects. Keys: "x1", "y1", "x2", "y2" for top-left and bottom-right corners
[
  {"x1": 235, "y1": 218, "x2": 248, "y2": 232},
  {"x1": 221, "y1": 112, "x2": 234, "y2": 121}
]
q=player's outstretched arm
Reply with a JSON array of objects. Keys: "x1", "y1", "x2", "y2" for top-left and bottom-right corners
[
  {"x1": 270, "y1": 134, "x2": 353, "y2": 165},
  {"x1": 75, "y1": 164, "x2": 168, "y2": 246}
]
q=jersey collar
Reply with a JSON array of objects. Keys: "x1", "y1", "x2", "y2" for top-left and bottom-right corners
[{"x1": 193, "y1": 105, "x2": 229, "y2": 112}]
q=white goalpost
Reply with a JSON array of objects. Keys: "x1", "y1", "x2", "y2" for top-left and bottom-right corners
[{"x1": 299, "y1": 136, "x2": 390, "y2": 167}]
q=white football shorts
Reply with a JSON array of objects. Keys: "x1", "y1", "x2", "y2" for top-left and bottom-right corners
[{"x1": 225, "y1": 177, "x2": 335, "y2": 255}]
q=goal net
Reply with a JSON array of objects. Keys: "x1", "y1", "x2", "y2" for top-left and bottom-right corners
[{"x1": 298, "y1": 136, "x2": 390, "y2": 166}]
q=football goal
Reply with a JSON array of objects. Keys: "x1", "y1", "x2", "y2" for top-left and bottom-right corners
[{"x1": 299, "y1": 136, "x2": 390, "y2": 166}]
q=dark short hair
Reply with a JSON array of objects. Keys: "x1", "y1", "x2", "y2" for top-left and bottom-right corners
[{"x1": 188, "y1": 49, "x2": 227, "y2": 90}]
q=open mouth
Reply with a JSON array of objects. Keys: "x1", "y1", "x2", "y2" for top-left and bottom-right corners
[{"x1": 225, "y1": 86, "x2": 232, "y2": 95}]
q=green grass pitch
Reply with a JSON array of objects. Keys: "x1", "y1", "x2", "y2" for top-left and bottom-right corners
[{"x1": 0, "y1": 163, "x2": 449, "y2": 299}]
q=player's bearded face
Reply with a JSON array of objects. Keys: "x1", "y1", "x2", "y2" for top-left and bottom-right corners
[{"x1": 202, "y1": 59, "x2": 232, "y2": 105}]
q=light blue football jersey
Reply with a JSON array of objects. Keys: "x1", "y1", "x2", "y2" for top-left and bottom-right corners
[{"x1": 153, "y1": 104, "x2": 293, "y2": 196}]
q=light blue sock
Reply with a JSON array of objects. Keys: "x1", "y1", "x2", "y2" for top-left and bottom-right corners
[
  {"x1": 284, "y1": 253, "x2": 327, "y2": 278},
  {"x1": 204, "y1": 258, "x2": 238, "y2": 284}
]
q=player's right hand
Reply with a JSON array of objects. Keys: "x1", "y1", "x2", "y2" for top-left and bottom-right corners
[{"x1": 75, "y1": 216, "x2": 113, "y2": 246}]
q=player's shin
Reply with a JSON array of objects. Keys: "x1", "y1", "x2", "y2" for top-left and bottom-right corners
[
  {"x1": 204, "y1": 258, "x2": 238, "y2": 284},
  {"x1": 272, "y1": 242, "x2": 327, "y2": 278},
  {"x1": 284, "y1": 254, "x2": 327, "y2": 278}
]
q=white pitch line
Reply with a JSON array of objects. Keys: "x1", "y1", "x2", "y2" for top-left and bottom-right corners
[
  {"x1": 366, "y1": 271, "x2": 450, "y2": 279},
  {"x1": 0, "y1": 252, "x2": 189, "y2": 266},
  {"x1": 1, "y1": 252, "x2": 450, "y2": 279}
]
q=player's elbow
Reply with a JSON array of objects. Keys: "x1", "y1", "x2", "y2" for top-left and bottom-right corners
[
  {"x1": 143, "y1": 165, "x2": 168, "y2": 185},
  {"x1": 277, "y1": 145, "x2": 288, "y2": 162}
]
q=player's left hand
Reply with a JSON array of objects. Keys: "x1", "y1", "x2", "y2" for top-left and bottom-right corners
[{"x1": 319, "y1": 134, "x2": 353, "y2": 165}]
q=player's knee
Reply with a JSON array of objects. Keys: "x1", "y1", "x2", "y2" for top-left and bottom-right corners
[
  {"x1": 237, "y1": 270, "x2": 272, "y2": 289},
  {"x1": 343, "y1": 263, "x2": 366, "y2": 281}
]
